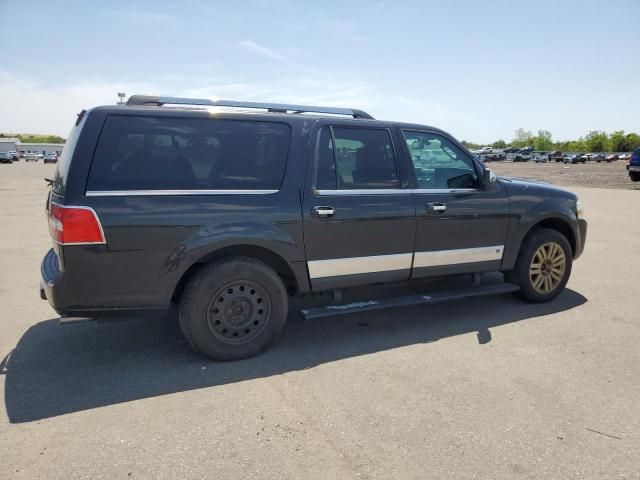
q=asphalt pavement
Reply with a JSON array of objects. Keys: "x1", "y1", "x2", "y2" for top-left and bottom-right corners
[{"x1": 1, "y1": 164, "x2": 638, "y2": 479}]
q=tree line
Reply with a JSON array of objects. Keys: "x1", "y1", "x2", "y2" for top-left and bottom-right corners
[
  {"x1": 462, "y1": 129, "x2": 640, "y2": 153},
  {"x1": 0, "y1": 133, "x2": 66, "y2": 144}
]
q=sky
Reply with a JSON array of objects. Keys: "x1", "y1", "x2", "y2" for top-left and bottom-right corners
[{"x1": 0, "y1": 0, "x2": 638, "y2": 143}]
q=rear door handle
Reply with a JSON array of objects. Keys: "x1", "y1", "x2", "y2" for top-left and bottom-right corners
[
  {"x1": 427, "y1": 202, "x2": 447, "y2": 213},
  {"x1": 311, "y1": 206, "x2": 336, "y2": 218}
]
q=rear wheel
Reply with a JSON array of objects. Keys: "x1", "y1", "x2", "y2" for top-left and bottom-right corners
[
  {"x1": 508, "y1": 228, "x2": 572, "y2": 303},
  {"x1": 630, "y1": 173, "x2": 640, "y2": 182},
  {"x1": 179, "y1": 257, "x2": 288, "y2": 360}
]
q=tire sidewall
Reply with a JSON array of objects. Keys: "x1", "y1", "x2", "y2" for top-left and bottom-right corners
[
  {"x1": 180, "y1": 258, "x2": 288, "y2": 360},
  {"x1": 515, "y1": 229, "x2": 573, "y2": 303}
]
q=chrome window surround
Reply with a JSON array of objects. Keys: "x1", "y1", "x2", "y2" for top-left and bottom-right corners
[
  {"x1": 316, "y1": 188, "x2": 478, "y2": 195},
  {"x1": 85, "y1": 189, "x2": 279, "y2": 197},
  {"x1": 84, "y1": 188, "x2": 478, "y2": 197}
]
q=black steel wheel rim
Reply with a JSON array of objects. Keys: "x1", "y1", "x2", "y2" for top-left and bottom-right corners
[{"x1": 206, "y1": 281, "x2": 270, "y2": 344}]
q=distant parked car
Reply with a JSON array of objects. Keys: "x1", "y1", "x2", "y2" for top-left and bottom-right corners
[
  {"x1": 43, "y1": 153, "x2": 58, "y2": 164},
  {"x1": 627, "y1": 147, "x2": 640, "y2": 182},
  {"x1": 24, "y1": 152, "x2": 39, "y2": 162},
  {"x1": 7, "y1": 150, "x2": 18, "y2": 161},
  {"x1": 514, "y1": 153, "x2": 531, "y2": 162},
  {"x1": 605, "y1": 154, "x2": 619, "y2": 163},
  {"x1": 593, "y1": 153, "x2": 606, "y2": 163},
  {"x1": 564, "y1": 154, "x2": 586, "y2": 164},
  {"x1": 534, "y1": 153, "x2": 548, "y2": 163},
  {"x1": 0, "y1": 151, "x2": 13, "y2": 164},
  {"x1": 618, "y1": 154, "x2": 629, "y2": 161},
  {"x1": 549, "y1": 150, "x2": 563, "y2": 162},
  {"x1": 481, "y1": 146, "x2": 492, "y2": 154}
]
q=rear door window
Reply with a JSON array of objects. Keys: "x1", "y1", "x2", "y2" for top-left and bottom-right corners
[
  {"x1": 87, "y1": 115, "x2": 291, "y2": 191},
  {"x1": 315, "y1": 126, "x2": 399, "y2": 190}
]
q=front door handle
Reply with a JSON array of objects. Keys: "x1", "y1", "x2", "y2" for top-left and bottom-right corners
[
  {"x1": 311, "y1": 206, "x2": 336, "y2": 218},
  {"x1": 427, "y1": 202, "x2": 447, "y2": 213}
]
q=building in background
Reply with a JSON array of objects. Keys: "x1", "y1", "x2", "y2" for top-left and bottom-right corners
[{"x1": 0, "y1": 138, "x2": 64, "y2": 156}]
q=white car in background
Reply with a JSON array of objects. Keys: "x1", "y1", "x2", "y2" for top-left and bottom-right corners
[
  {"x1": 43, "y1": 153, "x2": 58, "y2": 164},
  {"x1": 24, "y1": 152, "x2": 41, "y2": 162}
]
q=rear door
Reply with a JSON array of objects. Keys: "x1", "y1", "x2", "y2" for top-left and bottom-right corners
[
  {"x1": 399, "y1": 129, "x2": 510, "y2": 278},
  {"x1": 302, "y1": 123, "x2": 416, "y2": 290}
]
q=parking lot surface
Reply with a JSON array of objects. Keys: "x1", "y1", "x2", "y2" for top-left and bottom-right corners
[
  {"x1": 1, "y1": 163, "x2": 639, "y2": 479},
  {"x1": 491, "y1": 159, "x2": 639, "y2": 190}
]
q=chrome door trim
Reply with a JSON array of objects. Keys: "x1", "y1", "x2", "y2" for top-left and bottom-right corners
[
  {"x1": 413, "y1": 245, "x2": 504, "y2": 268},
  {"x1": 85, "y1": 189, "x2": 279, "y2": 197},
  {"x1": 316, "y1": 189, "x2": 408, "y2": 196},
  {"x1": 308, "y1": 253, "x2": 413, "y2": 279},
  {"x1": 315, "y1": 188, "x2": 479, "y2": 196},
  {"x1": 412, "y1": 188, "x2": 478, "y2": 194}
]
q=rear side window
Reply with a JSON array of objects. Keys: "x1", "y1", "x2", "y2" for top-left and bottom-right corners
[
  {"x1": 52, "y1": 113, "x2": 86, "y2": 195},
  {"x1": 315, "y1": 126, "x2": 399, "y2": 190},
  {"x1": 87, "y1": 116, "x2": 291, "y2": 191}
]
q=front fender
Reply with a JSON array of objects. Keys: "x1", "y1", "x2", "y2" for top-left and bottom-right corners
[{"x1": 501, "y1": 198, "x2": 580, "y2": 271}]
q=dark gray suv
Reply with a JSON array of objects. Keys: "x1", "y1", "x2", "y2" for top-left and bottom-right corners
[{"x1": 41, "y1": 96, "x2": 587, "y2": 360}]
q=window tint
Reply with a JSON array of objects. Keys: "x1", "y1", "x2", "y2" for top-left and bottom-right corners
[
  {"x1": 87, "y1": 115, "x2": 291, "y2": 191},
  {"x1": 316, "y1": 127, "x2": 337, "y2": 190},
  {"x1": 53, "y1": 114, "x2": 86, "y2": 194},
  {"x1": 403, "y1": 130, "x2": 478, "y2": 189},
  {"x1": 316, "y1": 126, "x2": 398, "y2": 190}
]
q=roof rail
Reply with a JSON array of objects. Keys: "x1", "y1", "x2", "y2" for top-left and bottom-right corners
[{"x1": 125, "y1": 95, "x2": 374, "y2": 119}]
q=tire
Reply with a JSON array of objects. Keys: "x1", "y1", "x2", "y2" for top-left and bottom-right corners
[
  {"x1": 179, "y1": 257, "x2": 289, "y2": 360},
  {"x1": 507, "y1": 228, "x2": 573, "y2": 303},
  {"x1": 630, "y1": 173, "x2": 640, "y2": 182}
]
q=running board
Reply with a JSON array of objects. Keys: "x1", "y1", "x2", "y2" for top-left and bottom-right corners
[
  {"x1": 59, "y1": 315, "x2": 96, "y2": 325},
  {"x1": 300, "y1": 283, "x2": 520, "y2": 320}
]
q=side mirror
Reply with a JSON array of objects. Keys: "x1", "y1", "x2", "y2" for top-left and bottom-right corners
[{"x1": 482, "y1": 168, "x2": 497, "y2": 188}]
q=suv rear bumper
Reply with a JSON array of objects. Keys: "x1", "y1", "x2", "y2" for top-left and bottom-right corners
[{"x1": 40, "y1": 248, "x2": 64, "y2": 313}]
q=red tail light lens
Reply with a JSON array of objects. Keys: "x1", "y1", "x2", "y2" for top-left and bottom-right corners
[{"x1": 49, "y1": 203, "x2": 106, "y2": 245}]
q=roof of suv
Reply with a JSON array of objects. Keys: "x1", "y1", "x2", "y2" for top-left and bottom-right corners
[{"x1": 90, "y1": 95, "x2": 447, "y2": 136}]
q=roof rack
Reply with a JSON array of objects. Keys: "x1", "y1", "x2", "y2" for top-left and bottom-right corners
[{"x1": 125, "y1": 95, "x2": 374, "y2": 119}]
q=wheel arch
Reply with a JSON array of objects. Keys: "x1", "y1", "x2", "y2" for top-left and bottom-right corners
[
  {"x1": 502, "y1": 214, "x2": 577, "y2": 271},
  {"x1": 526, "y1": 217, "x2": 576, "y2": 255},
  {"x1": 172, "y1": 244, "x2": 303, "y2": 303}
]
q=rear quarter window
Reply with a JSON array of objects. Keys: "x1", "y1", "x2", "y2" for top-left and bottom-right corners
[
  {"x1": 52, "y1": 113, "x2": 87, "y2": 195},
  {"x1": 86, "y1": 115, "x2": 291, "y2": 191}
]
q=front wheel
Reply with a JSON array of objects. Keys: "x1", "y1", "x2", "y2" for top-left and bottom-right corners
[
  {"x1": 630, "y1": 173, "x2": 640, "y2": 182},
  {"x1": 179, "y1": 257, "x2": 289, "y2": 360},
  {"x1": 507, "y1": 228, "x2": 573, "y2": 303}
]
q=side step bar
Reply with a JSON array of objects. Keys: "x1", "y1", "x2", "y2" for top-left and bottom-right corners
[
  {"x1": 59, "y1": 316, "x2": 96, "y2": 325},
  {"x1": 300, "y1": 283, "x2": 520, "y2": 320}
]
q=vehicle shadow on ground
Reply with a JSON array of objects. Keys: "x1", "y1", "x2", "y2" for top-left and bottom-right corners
[{"x1": 3, "y1": 281, "x2": 586, "y2": 423}]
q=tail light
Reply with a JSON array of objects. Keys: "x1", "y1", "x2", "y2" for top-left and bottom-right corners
[{"x1": 49, "y1": 203, "x2": 106, "y2": 245}]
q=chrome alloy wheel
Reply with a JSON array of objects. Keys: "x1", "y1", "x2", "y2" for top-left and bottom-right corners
[{"x1": 529, "y1": 241, "x2": 566, "y2": 294}]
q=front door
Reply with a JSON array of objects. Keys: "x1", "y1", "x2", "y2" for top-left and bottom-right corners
[
  {"x1": 400, "y1": 129, "x2": 510, "y2": 278},
  {"x1": 302, "y1": 124, "x2": 416, "y2": 290}
]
